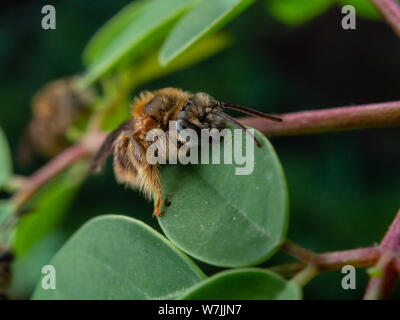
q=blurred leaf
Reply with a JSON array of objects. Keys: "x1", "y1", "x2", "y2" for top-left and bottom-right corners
[
  {"x1": 338, "y1": 0, "x2": 381, "y2": 20},
  {"x1": 13, "y1": 163, "x2": 87, "y2": 256},
  {"x1": 0, "y1": 200, "x2": 15, "y2": 231},
  {"x1": 0, "y1": 127, "x2": 13, "y2": 190},
  {"x1": 159, "y1": 128, "x2": 289, "y2": 267},
  {"x1": 159, "y1": 0, "x2": 254, "y2": 66},
  {"x1": 82, "y1": 0, "x2": 198, "y2": 86},
  {"x1": 32, "y1": 215, "x2": 205, "y2": 299},
  {"x1": 100, "y1": 98, "x2": 131, "y2": 132},
  {"x1": 179, "y1": 269, "x2": 302, "y2": 299},
  {"x1": 267, "y1": 0, "x2": 334, "y2": 26},
  {"x1": 100, "y1": 32, "x2": 232, "y2": 131},
  {"x1": 9, "y1": 231, "x2": 67, "y2": 299},
  {"x1": 130, "y1": 32, "x2": 233, "y2": 87}
]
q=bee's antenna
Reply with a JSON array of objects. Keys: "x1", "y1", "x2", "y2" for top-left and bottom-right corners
[
  {"x1": 219, "y1": 102, "x2": 282, "y2": 122},
  {"x1": 211, "y1": 109, "x2": 261, "y2": 147}
]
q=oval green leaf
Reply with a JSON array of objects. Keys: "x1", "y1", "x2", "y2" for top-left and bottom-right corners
[
  {"x1": 82, "y1": 0, "x2": 198, "y2": 86},
  {"x1": 180, "y1": 269, "x2": 302, "y2": 300},
  {"x1": 159, "y1": 0, "x2": 255, "y2": 66},
  {"x1": 32, "y1": 215, "x2": 205, "y2": 299},
  {"x1": 14, "y1": 163, "x2": 86, "y2": 256},
  {"x1": 159, "y1": 128, "x2": 289, "y2": 267},
  {"x1": 0, "y1": 127, "x2": 13, "y2": 190}
]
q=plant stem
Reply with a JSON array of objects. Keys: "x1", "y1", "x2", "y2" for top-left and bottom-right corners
[
  {"x1": 276, "y1": 242, "x2": 381, "y2": 277},
  {"x1": 314, "y1": 247, "x2": 381, "y2": 271},
  {"x1": 364, "y1": 209, "x2": 400, "y2": 299},
  {"x1": 281, "y1": 240, "x2": 316, "y2": 262},
  {"x1": 291, "y1": 264, "x2": 319, "y2": 287},
  {"x1": 267, "y1": 262, "x2": 305, "y2": 277},
  {"x1": 369, "y1": 0, "x2": 400, "y2": 38},
  {"x1": 11, "y1": 144, "x2": 90, "y2": 210},
  {"x1": 239, "y1": 100, "x2": 400, "y2": 136}
]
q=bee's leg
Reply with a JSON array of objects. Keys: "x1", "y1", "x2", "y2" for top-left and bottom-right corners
[
  {"x1": 113, "y1": 136, "x2": 139, "y2": 188},
  {"x1": 119, "y1": 136, "x2": 164, "y2": 218},
  {"x1": 143, "y1": 166, "x2": 162, "y2": 218}
]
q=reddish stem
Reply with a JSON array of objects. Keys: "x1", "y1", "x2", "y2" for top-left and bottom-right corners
[
  {"x1": 281, "y1": 240, "x2": 316, "y2": 262},
  {"x1": 239, "y1": 101, "x2": 400, "y2": 136},
  {"x1": 12, "y1": 144, "x2": 90, "y2": 209},
  {"x1": 314, "y1": 247, "x2": 381, "y2": 271},
  {"x1": 364, "y1": 209, "x2": 400, "y2": 299},
  {"x1": 280, "y1": 242, "x2": 381, "y2": 274},
  {"x1": 370, "y1": 0, "x2": 400, "y2": 38}
]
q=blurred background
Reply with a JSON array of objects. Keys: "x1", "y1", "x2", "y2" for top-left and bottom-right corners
[{"x1": 1, "y1": 0, "x2": 399, "y2": 299}]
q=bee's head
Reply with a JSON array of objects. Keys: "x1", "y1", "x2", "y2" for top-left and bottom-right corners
[
  {"x1": 176, "y1": 92, "x2": 282, "y2": 147},
  {"x1": 176, "y1": 92, "x2": 225, "y2": 134}
]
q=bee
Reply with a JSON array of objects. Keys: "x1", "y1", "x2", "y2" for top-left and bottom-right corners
[
  {"x1": 89, "y1": 88, "x2": 281, "y2": 217},
  {"x1": 18, "y1": 77, "x2": 94, "y2": 164}
]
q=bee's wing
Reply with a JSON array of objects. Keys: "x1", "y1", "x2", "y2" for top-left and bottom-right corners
[{"x1": 89, "y1": 119, "x2": 134, "y2": 173}]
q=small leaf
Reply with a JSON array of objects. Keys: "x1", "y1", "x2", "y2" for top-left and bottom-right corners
[
  {"x1": 13, "y1": 163, "x2": 86, "y2": 256},
  {"x1": 366, "y1": 266, "x2": 383, "y2": 278},
  {"x1": 0, "y1": 127, "x2": 13, "y2": 190},
  {"x1": 159, "y1": 128, "x2": 289, "y2": 267},
  {"x1": 32, "y1": 215, "x2": 205, "y2": 300},
  {"x1": 179, "y1": 269, "x2": 302, "y2": 300},
  {"x1": 338, "y1": 0, "x2": 381, "y2": 20},
  {"x1": 159, "y1": 0, "x2": 255, "y2": 66},
  {"x1": 82, "y1": 0, "x2": 198, "y2": 86},
  {"x1": 267, "y1": 0, "x2": 334, "y2": 26}
]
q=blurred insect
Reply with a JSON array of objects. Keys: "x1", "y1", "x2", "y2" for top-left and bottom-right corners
[
  {"x1": 89, "y1": 87, "x2": 281, "y2": 217},
  {"x1": 18, "y1": 77, "x2": 94, "y2": 164},
  {"x1": 0, "y1": 245, "x2": 13, "y2": 300}
]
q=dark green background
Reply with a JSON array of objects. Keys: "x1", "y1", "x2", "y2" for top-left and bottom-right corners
[{"x1": 1, "y1": 0, "x2": 399, "y2": 299}]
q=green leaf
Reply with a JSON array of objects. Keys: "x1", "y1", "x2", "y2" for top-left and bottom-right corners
[
  {"x1": 82, "y1": 0, "x2": 198, "y2": 86},
  {"x1": 179, "y1": 269, "x2": 302, "y2": 300},
  {"x1": 32, "y1": 215, "x2": 205, "y2": 299},
  {"x1": 100, "y1": 32, "x2": 232, "y2": 132},
  {"x1": 159, "y1": 0, "x2": 255, "y2": 66},
  {"x1": 13, "y1": 163, "x2": 86, "y2": 256},
  {"x1": 159, "y1": 128, "x2": 289, "y2": 267},
  {"x1": 338, "y1": 0, "x2": 381, "y2": 20},
  {"x1": 128, "y1": 32, "x2": 233, "y2": 88},
  {"x1": 267, "y1": 0, "x2": 334, "y2": 26},
  {"x1": 0, "y1": 127, "x2": 13, "y2": 190},
  {"x1": 10, "y1": 231, "x2": 68, "y2": 298},
  {"x1": 0, "y1": 200, "x2": 15, "y2": 230}
]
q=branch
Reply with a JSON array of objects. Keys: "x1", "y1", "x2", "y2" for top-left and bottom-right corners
[
  {"x1": 278, "y1": 242, "x2": 381, "y2": 275},
  {"x1": 239, "y1": 100, "x2": 400, "y2": 137},
  {"x1": 291, "y1": 264, "x2": 318, "y2": 287},
  {"x1": 364, "y1": 209, "x2": 400, "y2": 300},
  {"x1": 370, "y1": 0, "x2": 400, "y2": 38},
  {"x1": 10, "y1": 130, "x2": 106, "y2": 211},
  {"x1": 11, "y1": 144, "x2": 90, "y2": 209}
]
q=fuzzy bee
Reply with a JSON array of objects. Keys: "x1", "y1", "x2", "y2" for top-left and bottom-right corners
[{"x1": 89, "y1": 88, "x2": 281, "y2": 217}]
